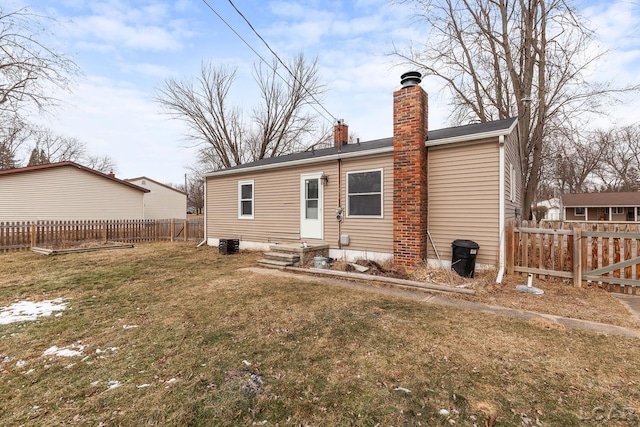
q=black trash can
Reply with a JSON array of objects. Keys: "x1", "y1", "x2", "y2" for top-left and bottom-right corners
[{"x1": 451, "y1": 239, "x2": 479, "y2": 278}]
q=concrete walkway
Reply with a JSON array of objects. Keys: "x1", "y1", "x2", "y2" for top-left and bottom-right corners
[{"x1": 242, "y1": 267, "x2": 640, "y2": 339}]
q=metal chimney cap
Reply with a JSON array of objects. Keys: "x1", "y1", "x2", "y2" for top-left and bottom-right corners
[{"x1": 400, "y1": 71, "x2": 422, "y2": 87}]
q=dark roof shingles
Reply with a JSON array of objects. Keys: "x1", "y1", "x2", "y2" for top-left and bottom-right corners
[
  {"x1": 212, "y1": 117, "x2": 517, "y2": 174},
  {"x1": 562, "y1": 192, "x2": 640, "y2": 207}
]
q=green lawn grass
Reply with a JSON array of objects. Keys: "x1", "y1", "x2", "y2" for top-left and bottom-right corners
[{"x1": 0, "y1": 243, "x2": 639, "y2": 426}]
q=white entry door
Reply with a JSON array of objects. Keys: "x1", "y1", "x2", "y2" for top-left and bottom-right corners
[{"x1": 300, "y1": 173, "x2": 323, "y2": 240}]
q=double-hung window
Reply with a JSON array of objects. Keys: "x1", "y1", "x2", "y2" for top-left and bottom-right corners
[
  {"x1": 238, "y1": 180, "x2": 254, "y2": 219},
  {"x1": 347, "y1": 169, "x2": 383, "y2": 217}
]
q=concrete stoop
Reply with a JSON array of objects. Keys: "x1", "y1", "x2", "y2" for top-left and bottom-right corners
[{"x1": 257, "y1": 243, "x2": 329, "y2": 269}]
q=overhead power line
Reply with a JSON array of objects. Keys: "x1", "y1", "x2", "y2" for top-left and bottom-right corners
[
  {"x1": 225, "y1": 0, "x2": 337, "y2": 123},
  {"x1": 199, "y1": 0, "x2": 338, "y2": 124}
]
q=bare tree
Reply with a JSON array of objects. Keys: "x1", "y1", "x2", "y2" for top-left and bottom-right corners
[
  {"x1": 0, "y1": 113, "x2": 29, "y2": 169},
  {"x1": 186, "y1": 174, "x2": 205, "y2": 214},
  {"x1": 29, "y1": 129, "x2": 86, "y2": 163},
  {"x1": 155, "y1": 53, "x2": 326, "y2": 171},
  {"x1": 19, "y1": 126, "x2": 117, "y2": 172},
  {"x1": 0, "y1": 6, "x2": 79, "y2": 118},
  {"x1": 392, "y1": 0, "x2": 638, "y2": 218},
  {"x1": 541, "y1": 126, "x2": 604, "y2": 195},
  {"x1": 595, "y1": 125, "x2": 640, "y2": 192},
  {"x1": 83, "y1": 155, "x2": 117, "y2": 174}
]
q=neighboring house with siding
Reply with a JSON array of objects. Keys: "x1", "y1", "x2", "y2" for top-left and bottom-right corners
[
  {"x1": 204, "y1": 72, "x2": 522, "y2": 273},
  {"x1": 126, "y1": 177, "x2": 187, "y2": 219},
  {"x1": 0, "y1": 162, "x2": 149, "y2": 221},
  {"x1": 562, "y1": 192, "x2": 640, "y2": 222}
]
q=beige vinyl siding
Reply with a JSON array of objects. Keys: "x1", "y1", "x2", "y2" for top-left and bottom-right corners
[
  {"x1": 128, "y1": 178, "x2": 187, "y2": 219},
  {"x1": 207, "y1": 160, "x2": 338, "y2": 245},
  {"x1": 206, "y1": 152, "x2": 394, "y2": 253},
  {"x1": 0, "y1": 166, "x2": 144, "y2": 221},
  {"x1": 504, "y1": 130, "x2": 522, "y2": 223},
  {"x1": 428, "y1": 139, "x2": 500, "y2": 266},
  {"x1": 339, "y1": 153, "x2": 393, "y2": 253}
]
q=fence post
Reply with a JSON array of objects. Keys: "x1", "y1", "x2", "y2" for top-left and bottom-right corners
[
  {"x1": 573, "y1": 226, "x2": 582, "y2": 287},
  {"x1": 170, "y1": 219, "x2": 175, "y2": 243},
  {"x1": 184, "y1": 219, "x2": 188, "y2": 242},
  {"x1": 30, "y1": 223, "x2": 36, "y2": 248},
  {"x1": 506, "y1": 222, "x2": 514, "y2": 275}
]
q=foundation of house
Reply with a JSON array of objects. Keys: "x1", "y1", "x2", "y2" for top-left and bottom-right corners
[{"x1": 258, "y1": 243, "x2": 330, "y2": 268}]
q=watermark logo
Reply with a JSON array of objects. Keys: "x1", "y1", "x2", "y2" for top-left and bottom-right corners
[{"x1": 578, "y1": 406, "x2": 639, "y2": 423}]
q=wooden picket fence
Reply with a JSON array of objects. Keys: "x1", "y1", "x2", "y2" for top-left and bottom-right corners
[
  {"x1": 507, "y1": 220, "x2": 640, "y2": 294},
  {"x1": 0, "y1": 218, "x2": 205, "y2": 252}
]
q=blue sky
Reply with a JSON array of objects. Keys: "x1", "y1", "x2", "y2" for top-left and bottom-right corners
[{"x1": 10, "y1": 0, "x2": 640, "y2": 185}]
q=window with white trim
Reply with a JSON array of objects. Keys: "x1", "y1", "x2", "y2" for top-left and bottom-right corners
[
  {"x1": 347, "y1": 169, "x2": 383, "y2": 217},
  {"x1": 613, "y1": 207, "x2": 624, "y2": 214},
  {"x1": 238, "y1": 180, "x2": 254, "y2": 219},
  {"x1": 575, "y1": 207, "x2": 585, "y2": 216}
]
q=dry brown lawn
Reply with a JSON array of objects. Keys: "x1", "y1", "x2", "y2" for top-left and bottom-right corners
[
  {"x1": 0, "y1": 243, "x2": 639, "y2": 426},
  {"x1": 408, "y1": 267, "x2": 640, "y2": 329},
  {"x1": 333, "y1": 258, "x2": 640, "y2": 329}
]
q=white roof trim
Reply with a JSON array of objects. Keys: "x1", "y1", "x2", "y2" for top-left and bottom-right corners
[{"x1": 425, "y1": 120, "x2": 517, "y2": 148}]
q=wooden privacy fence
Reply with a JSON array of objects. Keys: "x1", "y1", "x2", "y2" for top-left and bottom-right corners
[
  {"x1": 507, "y1": 221, "x2": 640, "y2": 294},
  {"x1": 0, "y1": 218, "x2": 205, "y2": 252}
]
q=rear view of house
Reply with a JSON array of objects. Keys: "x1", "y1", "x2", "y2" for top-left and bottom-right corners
[{"x1": 205, "y1": 72, "x2": 522, "y2": 272}]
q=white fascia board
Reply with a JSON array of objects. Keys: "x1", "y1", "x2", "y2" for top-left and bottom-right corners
[
  {"x1": 425, "y1": 121, "x2": 517, "y2": 148},
  {"x1": 204, "y1": 146, "x2": 393, "y2": 177}
]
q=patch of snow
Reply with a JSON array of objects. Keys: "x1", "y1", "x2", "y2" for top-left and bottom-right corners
[
  {"x1": 91, "y1": 380, "x2": 100, "y2": 386},
  {"x1": 24, "y1": 369, "x2": 34, "y2": 375},
  {"x1": 107, "y1": 380, "x2": 121, "y2": 390},
  {"x1": 0, "y1": 299, "x2": 68, "y2": 325},
  {"x1": 43, "y1": 344, "x2": 85, "y2": 358},
  {"x1": 122, "y1": 324, "x2": 139, "y2": 329},
  {"x1": 16, "y1": 360, "x2": 25, "y2": 367},
  {"x1": 137, "y1": 384, "x2": 150, "y2": 388}
]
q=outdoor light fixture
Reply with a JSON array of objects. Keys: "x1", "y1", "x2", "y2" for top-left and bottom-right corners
[{"x1": 320, "y1": 174, "x2": 329, "y2": 185}]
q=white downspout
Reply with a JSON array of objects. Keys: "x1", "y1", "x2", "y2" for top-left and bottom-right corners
[
  {"x1": 497, "y1": 134, "x2": 506, "y2": 283},
  {"x1": 198, "y1": 179, "x2": 208, "y2": 247}
]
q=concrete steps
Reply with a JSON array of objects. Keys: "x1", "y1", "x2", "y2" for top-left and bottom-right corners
[{"x1": 257, "y1": 243, "x2": 329, "y2": 269}]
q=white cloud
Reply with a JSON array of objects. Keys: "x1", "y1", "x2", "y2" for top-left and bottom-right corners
[
  {"x1": 39, "y1": 75, "x2": 193, "y2": 182},
  {"x1": 68, "y1": 15, "x2": 185, "y2": 51}
]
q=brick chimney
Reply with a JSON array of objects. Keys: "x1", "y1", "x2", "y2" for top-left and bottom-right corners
[
  {"x1": 334, "y1": 119, "x2": 348, "y2": 151},
  {"x1": 393, "y1": 71, "x2": 428, "y2": 269}
]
